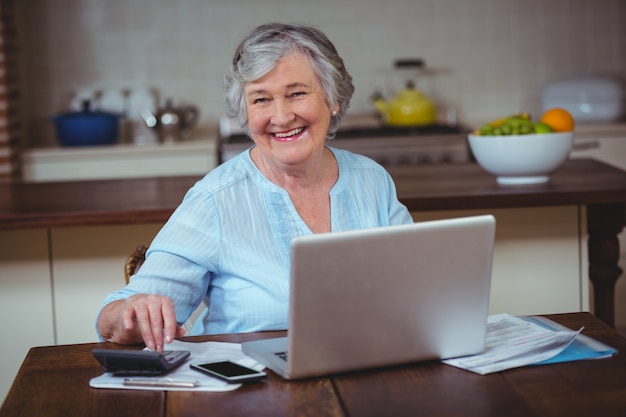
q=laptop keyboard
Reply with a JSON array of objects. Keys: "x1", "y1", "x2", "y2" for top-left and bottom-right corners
[{"x1": 274, "y1": 351, "x2": 288, "y2": 362}]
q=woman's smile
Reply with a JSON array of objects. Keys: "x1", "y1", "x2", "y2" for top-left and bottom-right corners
[{"x1": 272, "y1": 126, "x2": 306, "y2": 142}]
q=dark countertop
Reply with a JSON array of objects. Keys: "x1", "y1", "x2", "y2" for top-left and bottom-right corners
[
  {"x1": 1, "y1": 159, "x2": 626, "y2": 230},
  {"x1": 388, "y1": 158, "x2": 626, "y2": 210}
]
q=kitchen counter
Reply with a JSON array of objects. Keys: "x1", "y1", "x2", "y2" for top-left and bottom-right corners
[
  {"x1": 0, "y1": 175, "x2": 200, "y2": 229},
  {"x1": 573, "y1": 122, "x2": 626, "y2": 139},
  {"x1": 20, "y1": 138, "x2": 218, "y2": 182},
  {"x1": 1, "y1": 158, "x2": 625, "y2": 328},
  {"x1": 1, "y1": 158, "x2": 624, "y2": 229}
]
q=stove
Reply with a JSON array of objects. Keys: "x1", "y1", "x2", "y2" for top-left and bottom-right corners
[{"x1": 218, "y1": 115, "x2": 471, "y2": 167}]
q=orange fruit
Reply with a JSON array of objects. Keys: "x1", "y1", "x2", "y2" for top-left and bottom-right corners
[{"x1": 540, "y1": 108, "x2": 575, "y2": 132}]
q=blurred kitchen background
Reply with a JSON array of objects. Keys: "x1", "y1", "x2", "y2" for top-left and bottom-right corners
[
  {"x1": 2, "y1": 0, "x2": 626, "y2": 405},
  {"x1": 14, "y1": 0, "x2": 626, "y2": 150}
]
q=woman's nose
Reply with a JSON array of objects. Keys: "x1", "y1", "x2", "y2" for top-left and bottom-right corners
[{"x1": 271, "y1": 99, "x2": 295, "y2": 125}]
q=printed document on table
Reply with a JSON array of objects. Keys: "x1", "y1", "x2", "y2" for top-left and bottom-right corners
[{"x1": 443, "y1": 313, "x2": 582, "y2": 375}]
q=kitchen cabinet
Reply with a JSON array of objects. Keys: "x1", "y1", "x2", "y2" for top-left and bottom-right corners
[
  {"x1": 21, "y1": 138, "x2": 218, "y2": 182},
  {"x1": 0, "y1": 224, "x2": 162, "y2": 405},
  {"x1": 51, "y1": 224, "x2": 163, "y2": 345},
  {"x1": 412, "y1": 206, "x2": 585, "y2": 317},
  {"x1": 0, "y1": 229, "x2": 54, "y2": 405}
]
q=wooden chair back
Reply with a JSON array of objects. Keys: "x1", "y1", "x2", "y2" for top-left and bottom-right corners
[
  {"x1": 123, "y1": 244, "x2": 204, "y2": 333},
  {"x1": 124, "y1": 245, "x2": 147, "y2": 284}
]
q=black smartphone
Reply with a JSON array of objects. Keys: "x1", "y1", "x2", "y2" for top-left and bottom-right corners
[{"x1": 190, "y1": 361, "x2": 267, "y2": 383}]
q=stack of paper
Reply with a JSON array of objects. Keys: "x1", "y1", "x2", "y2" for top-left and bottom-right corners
[{"x1": 443, "y1": 313, "x2": 617, "y2": 375}]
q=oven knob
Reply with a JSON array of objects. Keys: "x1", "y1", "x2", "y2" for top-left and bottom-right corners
[
  {"x1": 418, "y1": 155, "x2": 432, "y2": 164},
  {"x1": 397, "y1": 155, "x2": 412, "y2": 165},
  {"x1": 376, "y1": 156, "x2": 390, "y2": 166}
]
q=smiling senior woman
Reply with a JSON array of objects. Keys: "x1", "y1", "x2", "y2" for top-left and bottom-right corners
[{"x1": 96, "y1": 22, "x2": 412, "y2": 352}]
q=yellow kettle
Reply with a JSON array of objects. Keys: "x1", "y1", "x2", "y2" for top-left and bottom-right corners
[{"x1": 371, "y1": 81, "x2": 437, "y2": 127}]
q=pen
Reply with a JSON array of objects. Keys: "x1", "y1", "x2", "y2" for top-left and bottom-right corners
[{"x1": 123, "y1": 378, "x2": 198, "y2": 388}]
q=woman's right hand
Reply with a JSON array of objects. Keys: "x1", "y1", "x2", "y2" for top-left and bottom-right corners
[
  {"x1": 122, "y1": 294, "x2": 186, "y2": 352},
  {"x1": 98, "y1": 294, "x2": 186, "y2": 352}
]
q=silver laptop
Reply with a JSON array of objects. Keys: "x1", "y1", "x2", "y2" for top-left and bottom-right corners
[{"x1": 242, "y1": 215, "x2": 496, "y2": 379}]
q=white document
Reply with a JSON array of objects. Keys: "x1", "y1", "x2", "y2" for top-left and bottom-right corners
[
  {"x1": 443, "y1": 313, "x2": 581, "y2": 375},
  {"x1": 89, "y1": 340, "x2": 264, "y2": 392}
]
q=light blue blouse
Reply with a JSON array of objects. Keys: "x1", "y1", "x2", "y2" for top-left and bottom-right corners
[{"x1": 97, "y1": 147, "x2": 412, "y2": 338}]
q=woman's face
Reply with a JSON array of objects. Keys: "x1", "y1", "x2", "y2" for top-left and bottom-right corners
[{"x1": 244, "y1": 52, "x2": 337, "y2": 170}]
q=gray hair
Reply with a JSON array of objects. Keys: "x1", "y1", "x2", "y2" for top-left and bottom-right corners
[{"x1": 224, "y1": 22, "x2": 354, "y2": 139}]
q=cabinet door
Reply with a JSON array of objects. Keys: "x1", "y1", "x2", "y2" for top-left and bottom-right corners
[
  {"x1": 0, "y1": 229, "x2": 54, "y2": 404},
  {"x1": 51, "y1": 223, "x2": 162, "y2": 344},
  {"x1": 412, "y1": 206, "x2": 584, "y2": 316}
]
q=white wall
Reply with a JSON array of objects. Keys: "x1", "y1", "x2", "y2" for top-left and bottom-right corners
[{"x1": 18, "y1": 0, "x2": 626, "y2": 147}]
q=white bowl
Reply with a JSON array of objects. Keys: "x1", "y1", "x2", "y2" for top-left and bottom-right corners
[{"x1": 468, "y1": 132, "x2": 574, "y2": 185}]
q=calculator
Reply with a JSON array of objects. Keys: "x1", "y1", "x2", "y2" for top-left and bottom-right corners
[{"x1": 92, "y1": 349, "x2": 191, "y2": 376}]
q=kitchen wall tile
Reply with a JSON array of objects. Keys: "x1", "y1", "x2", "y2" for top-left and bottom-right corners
[{"x1": 17, "y1": 0, "x2": 626, "y2": 147}]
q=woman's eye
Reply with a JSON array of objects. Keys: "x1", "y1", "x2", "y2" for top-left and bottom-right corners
[
  {"x1": 290, "y1": 91, "x2": 306, "y2": 98},
  {"x1": 253, "y1": 97, "x2": 269, "y2": 104}
]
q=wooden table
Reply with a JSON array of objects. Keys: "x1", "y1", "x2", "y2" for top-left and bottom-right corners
[
  {"x1": 1, "y1": 159, "x2": 625, "y2": 326},
  {"x1": 1, "y1": 312, "x2": 624, "y2": 417}
]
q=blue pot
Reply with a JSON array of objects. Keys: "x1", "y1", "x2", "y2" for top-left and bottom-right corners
[{"x1": 52, "y1": 102, "x2": 121, "y2": 147}]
